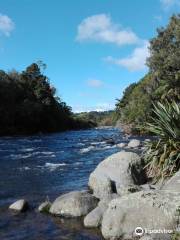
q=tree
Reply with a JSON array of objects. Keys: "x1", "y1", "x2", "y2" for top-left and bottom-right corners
[
  {"x1": 0, "y1": 62, "x2": 89, "y2": 135},
  {"x1": 115, "y1": 14, "x2": 180, "y2": 126},
  {"x1": 147, "y1": 14, "x2": 180, "y2": 101}
]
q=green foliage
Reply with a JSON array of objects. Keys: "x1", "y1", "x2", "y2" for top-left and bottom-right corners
[
  {"x1": 0, "y1": 63, "x2": 91, "y2": 135},
  {"x1": 147, "y1": 14, "x2": 180, "y2": 102},
  {"x1": 144, "y1": 101, "x2": 180, "y2": 181},
  {"x1": 74, "y1": 110, "x2": 115, "y2": 127},
  {"x1": 115, "y1": 74, "x2": 153, "y2": 124},
  {"x1": 115, "y1": 14, "x2": 180, "y2": 126},
  {"x1": 172, "y1": 232, "x2": 180, "y2": 240}
]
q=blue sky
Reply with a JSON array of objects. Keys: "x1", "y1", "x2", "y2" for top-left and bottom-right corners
[{"x1": 0, "y1": 0, "x2": 179, "y2": 112}]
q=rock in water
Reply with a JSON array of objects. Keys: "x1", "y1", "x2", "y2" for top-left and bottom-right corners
[
  {"x1": 116, "y1": 143, "x2": 126, "y2": 148},
  {"x1": 9, "y1": 199, "x2": 28, "y2": 212},
  {"x1": 84, "y1": 206, "x2": 104, "y2": 228},
  {"x1": 88, "y1": 151, "x2": 146, "y2": 199},
  {"x1": 38, "y1": 201, "x2": 51, "y2": 213},
  {"x1": 105, "y1": 139, "x2": 115, "y2": 145},
  {"x1": 84, "y1": 193, "x2": 119, "y2": 228},
  {"x1": 128, "y1": 139, "x2": 141, "y2": 148},
  {"x1": 101, "y1": 190, "x2": 179, "y2": 239},
  {"x1": 49, "y1": 191, "x2": 98, "y2": 217}
]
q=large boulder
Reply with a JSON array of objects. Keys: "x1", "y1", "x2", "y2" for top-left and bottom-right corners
[
  {"x1": 84, "y1": 194, "x2": 119, "y2": 228},
  {"x1": 162, "y1": 170, "x2": 180, "y2": 193},
  {"x1": 140, "y1": 234, "x2": 171, "y2": 240},
  {"x1": 9, "y1": 199, "x2": 28, "y2": 212},
  {"x1": 49, "y1": 191, "x2": 98, "y2": 217},
  {"x1": 128, "y1": 139, "x2": 141, "y2": 148},
  {"x1": 101, "y1": 190, "x2": 179, "y2": 239},
  {"x1": 88, "y1": 151, "x2": 146, "y2": 199},
  {"x1": 84, "y1": 206, "x2": 104, "y2": 228}
]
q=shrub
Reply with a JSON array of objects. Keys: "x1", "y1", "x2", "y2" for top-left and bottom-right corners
[{"x1": 144, "y1": 101, "x2": 180, "y2": 181}]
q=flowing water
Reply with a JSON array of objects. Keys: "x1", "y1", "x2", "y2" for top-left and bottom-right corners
[{"x1": 0, "y1": 127, "x2": 129, "y2": 240}]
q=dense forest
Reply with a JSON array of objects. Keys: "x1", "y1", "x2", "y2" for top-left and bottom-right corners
[
  {"x1": 0, "y1": 62, "x2": 93, "y2": 136},
  {"x1": 115, "y1": 14, "x2": 180, "y2": 131}
]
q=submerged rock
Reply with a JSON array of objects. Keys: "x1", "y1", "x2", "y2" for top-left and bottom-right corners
[
  {"x1": 101, "y1": 190, "x2": 179, "y2": 239},
  {"x1": 9, "y1": 199, "x2": 28, "y2": 212},
  {"x1": 49, "y1": 191, "x2": 98, "y2": 217},
  {"x1": 38, "y1": 201, "x2": 51, "y2": 213},
  {"x1": 116, "y1": 142, "x2": 126, "y2": 148},
  {"x1": 88, "y1": 151, "x2": 147, "y2": 199},
  {"x1": 105, "y1": 139, "x2": 115, "y2": 145},
  {"x1": 128, "y1": 139, "x2": 141, "y2": 148}
]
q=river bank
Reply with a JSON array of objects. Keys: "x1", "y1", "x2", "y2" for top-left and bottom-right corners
[{"x1": 2, "y1": 127, "x2": 179, "y2": 240}]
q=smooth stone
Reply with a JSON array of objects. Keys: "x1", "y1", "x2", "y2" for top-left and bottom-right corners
[
  {"x1": 116, "y1": 143, "x2": 126, "y2": 148},
  {"x1": 101, "y1": 190, "x2": 179, "y2": 240},
  {"x1": 88, "y1": 151, "x2": 147, "y2": 199},
  {"x1": 49, "y1": 191, "x2": 98, "y2": 217},
  {"x1": 128, "y1": 139, "x2": 141, "y2": 148},
  {"x1": 84, "y1": 193, "x2": 119, "y2": 228},
  {"x1": 84, "y1": 206, "x2": 103, "y2": 228},
  {"x1": 9, "y1": 199, "x2": 28, "y2": 212}
]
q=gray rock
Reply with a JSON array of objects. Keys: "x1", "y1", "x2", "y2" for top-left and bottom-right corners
[
  {"x1": 88, "y1": 151, "x2": 146, "y2": 199},
  {"x1": 117, "y1": 143, "x2": 126, "y2": 148},
  {"x1": 101, "y1": 190, "x2": 179, "y2": 240},
  {"x1": 84, "y1": 193, "x2": 119, "y2": 228},
  {"x1": 162, "y1": 170, "x2": 180, "y2": 193},
  {"x1": 84, "y1": 206, "x2": 103, "y2": 228},
  {"x1": 140, "y1": 235, "x2": 153, "y2": 240},
  {"x1": 9, "y1": 199, "x2": 28, "y2": 212},
  {"x1": 128, "y1": 139, "x2": 141, "y2": 148},
  {"x1": 140, "y1": 233, "x2": 171, "y2": 240},
  {"x1": 88, "y1": 174, "x2": 113, "y2": 199},
  {"x1": 116, "y1": 183, "x2": 141, "y2": 195},
  {"x1": 49, "y1": 191, "x2": 98, "y2": 217},
  {"x1": 38, "y1": 201, "x2": 51, "y2": 213},
  {"x1": 140, "y1": 184, "x2": 157, "y2": 191}
]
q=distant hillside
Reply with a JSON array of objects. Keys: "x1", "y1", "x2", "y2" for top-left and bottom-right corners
[{"x1": 74, "y1": 110, "x2": 115, "y2": 127}]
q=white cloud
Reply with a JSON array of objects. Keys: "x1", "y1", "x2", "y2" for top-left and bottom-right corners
[
  {"x1": 160, "y1": 0, "x2": 180, "y2": 9},
  {"x1": 87, "y1": 79, "x2": 104, "y2": 88},
  {"x1": 104, "y1": 41, "x2": 150, "y2": 71},
  {"x1": 73, "y1": 102, "x2": 114, "y2": 113},
  {"x1": 0, "y1": 14, "x2": 14, "y2": 36},
  {"x1": 76, "y1": 14, "x2": 139, "y2": 46}
]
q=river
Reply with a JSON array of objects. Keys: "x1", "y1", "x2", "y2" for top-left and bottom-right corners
[{"x1": 0, "y1": 127, "x2": 127, "y2": 240}]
